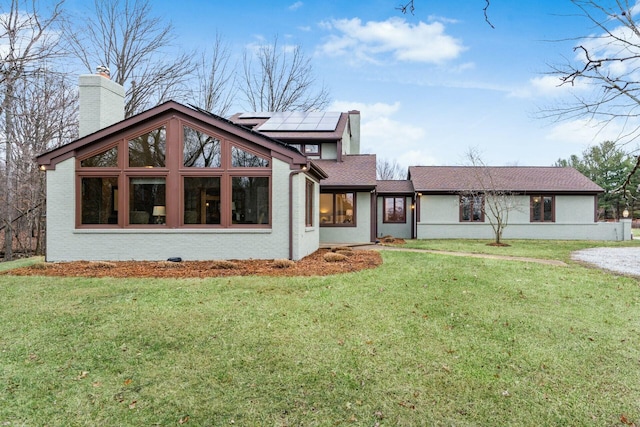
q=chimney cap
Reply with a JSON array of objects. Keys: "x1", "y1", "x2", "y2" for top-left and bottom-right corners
[{"x1": 96, "y1": 65, "x2": 110, "y2": 79}]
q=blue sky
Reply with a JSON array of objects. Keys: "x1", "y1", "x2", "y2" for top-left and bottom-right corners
[{"x1": 65, "y1": 0, "x2": 624, "y2": 169}]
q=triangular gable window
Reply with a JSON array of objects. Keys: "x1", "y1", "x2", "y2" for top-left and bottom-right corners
[
  {"x1": 129, "y1": 126, "x2": 166, "y2": 167},
  {"x1": 183, "y1": 125, "x2": 221, "y2": 168},
  {"x1": 231, "y1": 146, "x2": 269, "y2": 168},
  {"x1": 80, "y1": 146, "x2": 118, "y2": 167}
]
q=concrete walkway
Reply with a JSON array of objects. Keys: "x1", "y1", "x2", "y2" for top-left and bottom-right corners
[{"x1": 349, "y1": 244, "x2": 568, "y2": 267}]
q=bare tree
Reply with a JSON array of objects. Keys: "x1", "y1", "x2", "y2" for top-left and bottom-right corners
[
  {"x1": 240, "y1": 36, "x2": 330, "y2": 112},
  {"x1": 377, "y1": 158, "x2": 406, "y2": 180},
  {"x1": 7, "y1": 71, "x2": 77, "y2": 257},
  {"x1": 191, "y1": 33, "x2": 237, "y2": 117},
  {"x1": 462, "y1": 148, "x2": 518, "y2": 245},
  {"x1": 65, "y1": 0, "x2": 195, "y2": 117},
  {"x1": 0, "y1": 0, "x2": 66, "y2": 260},
  {"x1": 543, "y1": 0, "x2": 640, "y2": 192},
  {"x1": 397, "y1": 0, "x2": 494, "y2": 28}
]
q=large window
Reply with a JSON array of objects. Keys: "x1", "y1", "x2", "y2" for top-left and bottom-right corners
[
  {"x1": 531, "y1": 195, "x2": 554, "y2": 222},
  {"x1": 383, "y1": 197, "x2": 406, "y2": 223},
  {"x1": 460, "y1": 195, "x2": 484, "y2": 222},
  {"x1": 129, "y1": 178, "x2": 166, "y2": 224},
  {"x1": 77, "y1": 120, "x2": 271, "y2": 228},
  {"x1": 184, "y1": 177, "x2": 221, "y2": 224},
  {"x1": 320, "y1": 192, "x2": 355, "y2": 226},
  {"x1": 81, "y1": 177, "x2": 118, "y2": 224},
  {"x1": 232, "y1": 177, "x2": 269, "y2": 224}
]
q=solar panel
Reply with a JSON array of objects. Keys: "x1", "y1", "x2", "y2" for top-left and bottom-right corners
[
  {"x1": 258, "y1": 111, "x2": 341, "y2": 131},
  {"x1": 238, "y1": 112, "x2": 274, "y2": 119}
]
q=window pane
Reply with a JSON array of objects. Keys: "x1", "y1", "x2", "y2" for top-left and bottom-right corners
[
  {"x1": 232, "y1": 177, "x2": 269, "y2": 224},
  {"x1": 231, "y1": 146, "x2": 269, "y2": 167},
  {"x1": 81, "y1": 177, "x2": 118, "y2": 224},
  {"x1": 335, "y1": 193, "x2": 354, "y2": 224},
  {"x1": 472, "y1": 196, "x2": 483, "y2": 221},
  {"x1": 385, "y1": 197, "x2": 405, "y2": 222},
  {"x1": 461, "y1": 196, "x2": 471, "y2": 221},
  {"x1": 305, "y1": 180, "x2": 314, "y2": 227},
  {"x1": 304, "y1": 144, "x2": 319, "y2": 155},
  {"x1": 183, "y1": 126, "x2": 221, "y2": 168},
  {"x1": 320, "y1": 193, "x2": 334, "y2": 224},
  {"x1": 184, "y1": 177, "x2": 221, "y2": 224},
  {"x1": 81, "y1": 146, "x2": 118, "y2": 167},
  {"x1": 129, "y1": 177, "x2": 166, "y2": 224},
  {"x1": 129, "y1": 127, "x2": 166, "y2": 167},
  {"x1": 532, "y1": 197, "x2": 542, "y2": 221},
  {"x1": 543, "y1": 196, "x2": 553, "y2": 221}
]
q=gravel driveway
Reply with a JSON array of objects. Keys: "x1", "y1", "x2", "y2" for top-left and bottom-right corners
[{"x1": 572, "y1": 247, "x2": 640, "y2": 277}]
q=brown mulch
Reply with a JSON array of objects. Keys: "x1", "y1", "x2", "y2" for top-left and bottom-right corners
[{"x1": 2, "y1": 249, "x2": 382, "y2": 279}]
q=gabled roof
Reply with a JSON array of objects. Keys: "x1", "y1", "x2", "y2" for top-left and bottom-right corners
[
  {"x1": 376, "y1": 180, "x2": 414, "y2": 194},
  {"x1": 314, "y1": 155, "x2": 377, "y2": 189},
  {"x1": 37, "y1": 101, "x2": 317, "y2": 175},
  {"x1": 408, "y1": 166, "x2": 604, "y2": 193}
]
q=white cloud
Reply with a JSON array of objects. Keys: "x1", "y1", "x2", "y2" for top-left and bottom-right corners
[
  {"x1": 318, "y1": 17, "x2": 466, "y2": 64},
  {"x1": 288, "y1": 1, "x2": 303, "y2": 11},
  {"x1": 329, "y1": 100, "x2": 433, "y2": 169},
  {"x1": 545, "y1": 119, "x2": 625, "y2": 145}
]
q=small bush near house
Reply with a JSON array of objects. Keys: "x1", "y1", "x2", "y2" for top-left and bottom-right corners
[
  {"x1": 272, "y1": 259, "x2": 295, "y2": 269},
  {"x1": 208, "y1": 260, "x2": 239, "y2": 270},
  {"x1": 324, "y1": 252, "x2": 348, "y2": 262}
]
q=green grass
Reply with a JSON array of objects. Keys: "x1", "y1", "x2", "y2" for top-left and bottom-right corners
[
  {"x1": 399, "y1": 238, "x2": 640, "y2": 262},
  {"x1": 1, "y1": 245, "x2": 639, "y2": 426}
]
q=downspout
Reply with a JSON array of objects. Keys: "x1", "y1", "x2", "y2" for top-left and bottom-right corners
[
  {"x1": 414, "y1": 192, "x2": 421, "y2": 239},
  {"x1": 371, "y1": 188, "x2": 377, "y2": 242},
  {"x1": 289, "y1": 163, "x2": 308, "y2": 260}
]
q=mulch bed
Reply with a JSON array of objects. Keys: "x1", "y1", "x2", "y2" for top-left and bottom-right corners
[{"x1": 1, "y1": 249, "x2": 382, "y2": 279}]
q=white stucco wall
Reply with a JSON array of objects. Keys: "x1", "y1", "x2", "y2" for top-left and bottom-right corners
[
  {"x1": 416, "y1": 194, "x2": 630, "y2": 241},
  {"x1": 376, "y1": 196, "x2": 412, "y2": 239},
  {"x1": 45, "y1": 158, "x2": 319, "y2": 261},
  {"x1": 291, "y1": 173, "x2": 321, "y2": 260},
  {"x1": 320, "y1": 192, "x2": 373, "y2": 244},
  {"x1": 321, "y1": 143, "x2": 337, "y2": 160}
]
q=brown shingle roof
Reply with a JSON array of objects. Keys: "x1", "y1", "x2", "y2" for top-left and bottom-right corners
[
  {"x1": 315, "y1": 155, "x2": 377, "y2": 188},
  {"x1": 376, "y1": 180, "x2": 414, "y2": 194},
  {"x1": 408, "y1": 166, "x2": 603, "y2": 193}
]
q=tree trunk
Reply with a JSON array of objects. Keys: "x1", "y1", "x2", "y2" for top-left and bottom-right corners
[{"x1": 3, "y1": 79, "x2": 14, "y2": 261}]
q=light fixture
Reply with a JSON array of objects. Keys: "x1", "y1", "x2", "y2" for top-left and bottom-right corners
[
  {"x1": 152, "y1": 206, "x2": 166, "y2": 217},
  {"x1": 153, "y1": 205, "x2": 166, "y2": 224},
  {"x1": 623, "y1": 208, "x2": 630, "y2": 218}
]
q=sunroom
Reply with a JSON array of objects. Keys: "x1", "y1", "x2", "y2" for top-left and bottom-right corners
[{"x1": 37, "y1": 101, "x2": 326, "y2": 261}]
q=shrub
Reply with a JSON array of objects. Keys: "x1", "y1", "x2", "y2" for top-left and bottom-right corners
[
  {"x1": 324, "y1": 252, "x2": 348, "y2": 262},
  {"x1": 208, "y1": 260, "x2": 238, "y2": 270},
  {"x1": 272, "y1": 259, "x2": 295, "y2": 269}
]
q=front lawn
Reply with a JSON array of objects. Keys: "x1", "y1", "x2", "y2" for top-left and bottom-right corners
[
  {"x1": 0, "y1": 245, "x2": 638, "y2": 426},
  {"x1": 399, "y1": 238, "x2": 640, "y2": 262}
]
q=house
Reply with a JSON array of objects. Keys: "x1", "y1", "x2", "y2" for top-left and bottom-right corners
[
  {"x1": 35, "y1": 72, "x2": 631, "y2": 262},
  {"x1": 36, "y1": 73, "x2": 328, "y2": 261},
  {"x1": 408, "y1": 166, "x2": 631, "y2": 241}
]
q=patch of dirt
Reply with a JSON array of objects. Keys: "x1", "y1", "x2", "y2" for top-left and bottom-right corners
[{"x1": 2, "y1": 249, "x2": 382, "y2": 279}]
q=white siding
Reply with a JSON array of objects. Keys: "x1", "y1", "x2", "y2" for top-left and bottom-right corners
[
  {"x1": 45, "y1": 158, "x2": 318, "y2": 261},
  {"x1": 416, "y1": 194, "x2": 630, "y2": 241},
  {"x1": 291, "y1": 173, "x2": 321, "y2": 260},
  {"x1": 320, "y1": 192, "x2": 372, "y2": 244}
]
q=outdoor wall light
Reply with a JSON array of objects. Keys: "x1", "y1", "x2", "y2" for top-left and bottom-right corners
[{"x1": 623, "y1": 208, "x2": 630, "y2": 218}]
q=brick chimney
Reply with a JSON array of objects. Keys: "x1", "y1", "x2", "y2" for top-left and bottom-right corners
[{"x1": 78, "y1": 66, "x2": 125, "y2": 137}]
